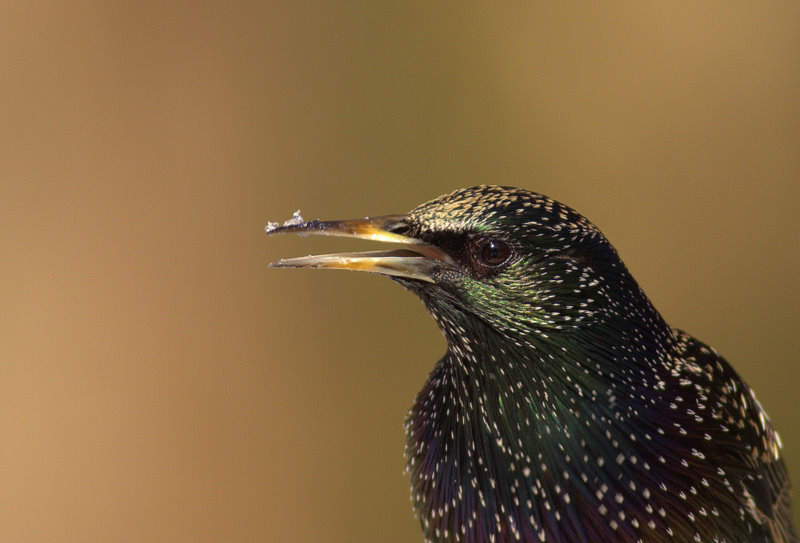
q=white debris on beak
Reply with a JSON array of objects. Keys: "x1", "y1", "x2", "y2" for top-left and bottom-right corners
[{"x1": 265, "y1": 209, "x2": 305, "y2": 234}]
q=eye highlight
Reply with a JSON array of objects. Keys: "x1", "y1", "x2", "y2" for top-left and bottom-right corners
[{"x1": 470, "y1": 237, "x2": 512, "y2": 273}]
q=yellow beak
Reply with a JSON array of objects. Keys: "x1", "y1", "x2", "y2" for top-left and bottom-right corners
[{"x1": 266, "y1": 214, "x2": 453, "y2": 283}]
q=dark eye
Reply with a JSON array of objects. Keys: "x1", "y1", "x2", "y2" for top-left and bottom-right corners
[{"x1": 473, "y1": 237, "x2": 512, "y2": 269}]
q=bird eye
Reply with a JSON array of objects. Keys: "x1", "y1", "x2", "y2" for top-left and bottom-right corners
[{"x1": 473, "y1": 237, "x2": 512, "y2": 270}]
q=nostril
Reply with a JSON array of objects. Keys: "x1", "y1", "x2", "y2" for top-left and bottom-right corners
[{"x1": 383, "y1": 218, "x2": 410, "y2": 235}]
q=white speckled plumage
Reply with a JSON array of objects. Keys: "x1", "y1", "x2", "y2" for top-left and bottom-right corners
[{"x1": 268, "y1": 186, "x2": 796, "y2": 543}]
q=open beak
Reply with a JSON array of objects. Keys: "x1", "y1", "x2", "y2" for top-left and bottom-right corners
[{"x1": 265, "y1": 214, "x2": 453, "y2": 283}]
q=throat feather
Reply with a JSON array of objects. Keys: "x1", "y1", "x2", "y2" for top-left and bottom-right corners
[{"x1": 404, "y1": 316, "x2": 676, "y2": 542}]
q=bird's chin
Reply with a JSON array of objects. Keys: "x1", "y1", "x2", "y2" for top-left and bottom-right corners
[{"x1": 389, "y1": 275, "x2": 432, "y2": 293}]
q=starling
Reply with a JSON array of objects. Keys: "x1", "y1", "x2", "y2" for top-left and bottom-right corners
[{"x1": 266, "y1": 186, "x2": 796, "y2": 543}]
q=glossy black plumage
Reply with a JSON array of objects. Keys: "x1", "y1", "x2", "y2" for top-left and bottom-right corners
[{"x1": 267, "y1": 186, "x2": 796, "y2": 543}]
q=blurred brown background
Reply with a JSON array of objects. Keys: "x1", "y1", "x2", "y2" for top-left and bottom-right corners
[{"x1": 1, "y1": 2, "x2": 798, "y2": 542}]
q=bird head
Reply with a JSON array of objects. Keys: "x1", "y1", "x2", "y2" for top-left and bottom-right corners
[{"x1": 267, "y1": 185, "x2": 659, "y2": 346}]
